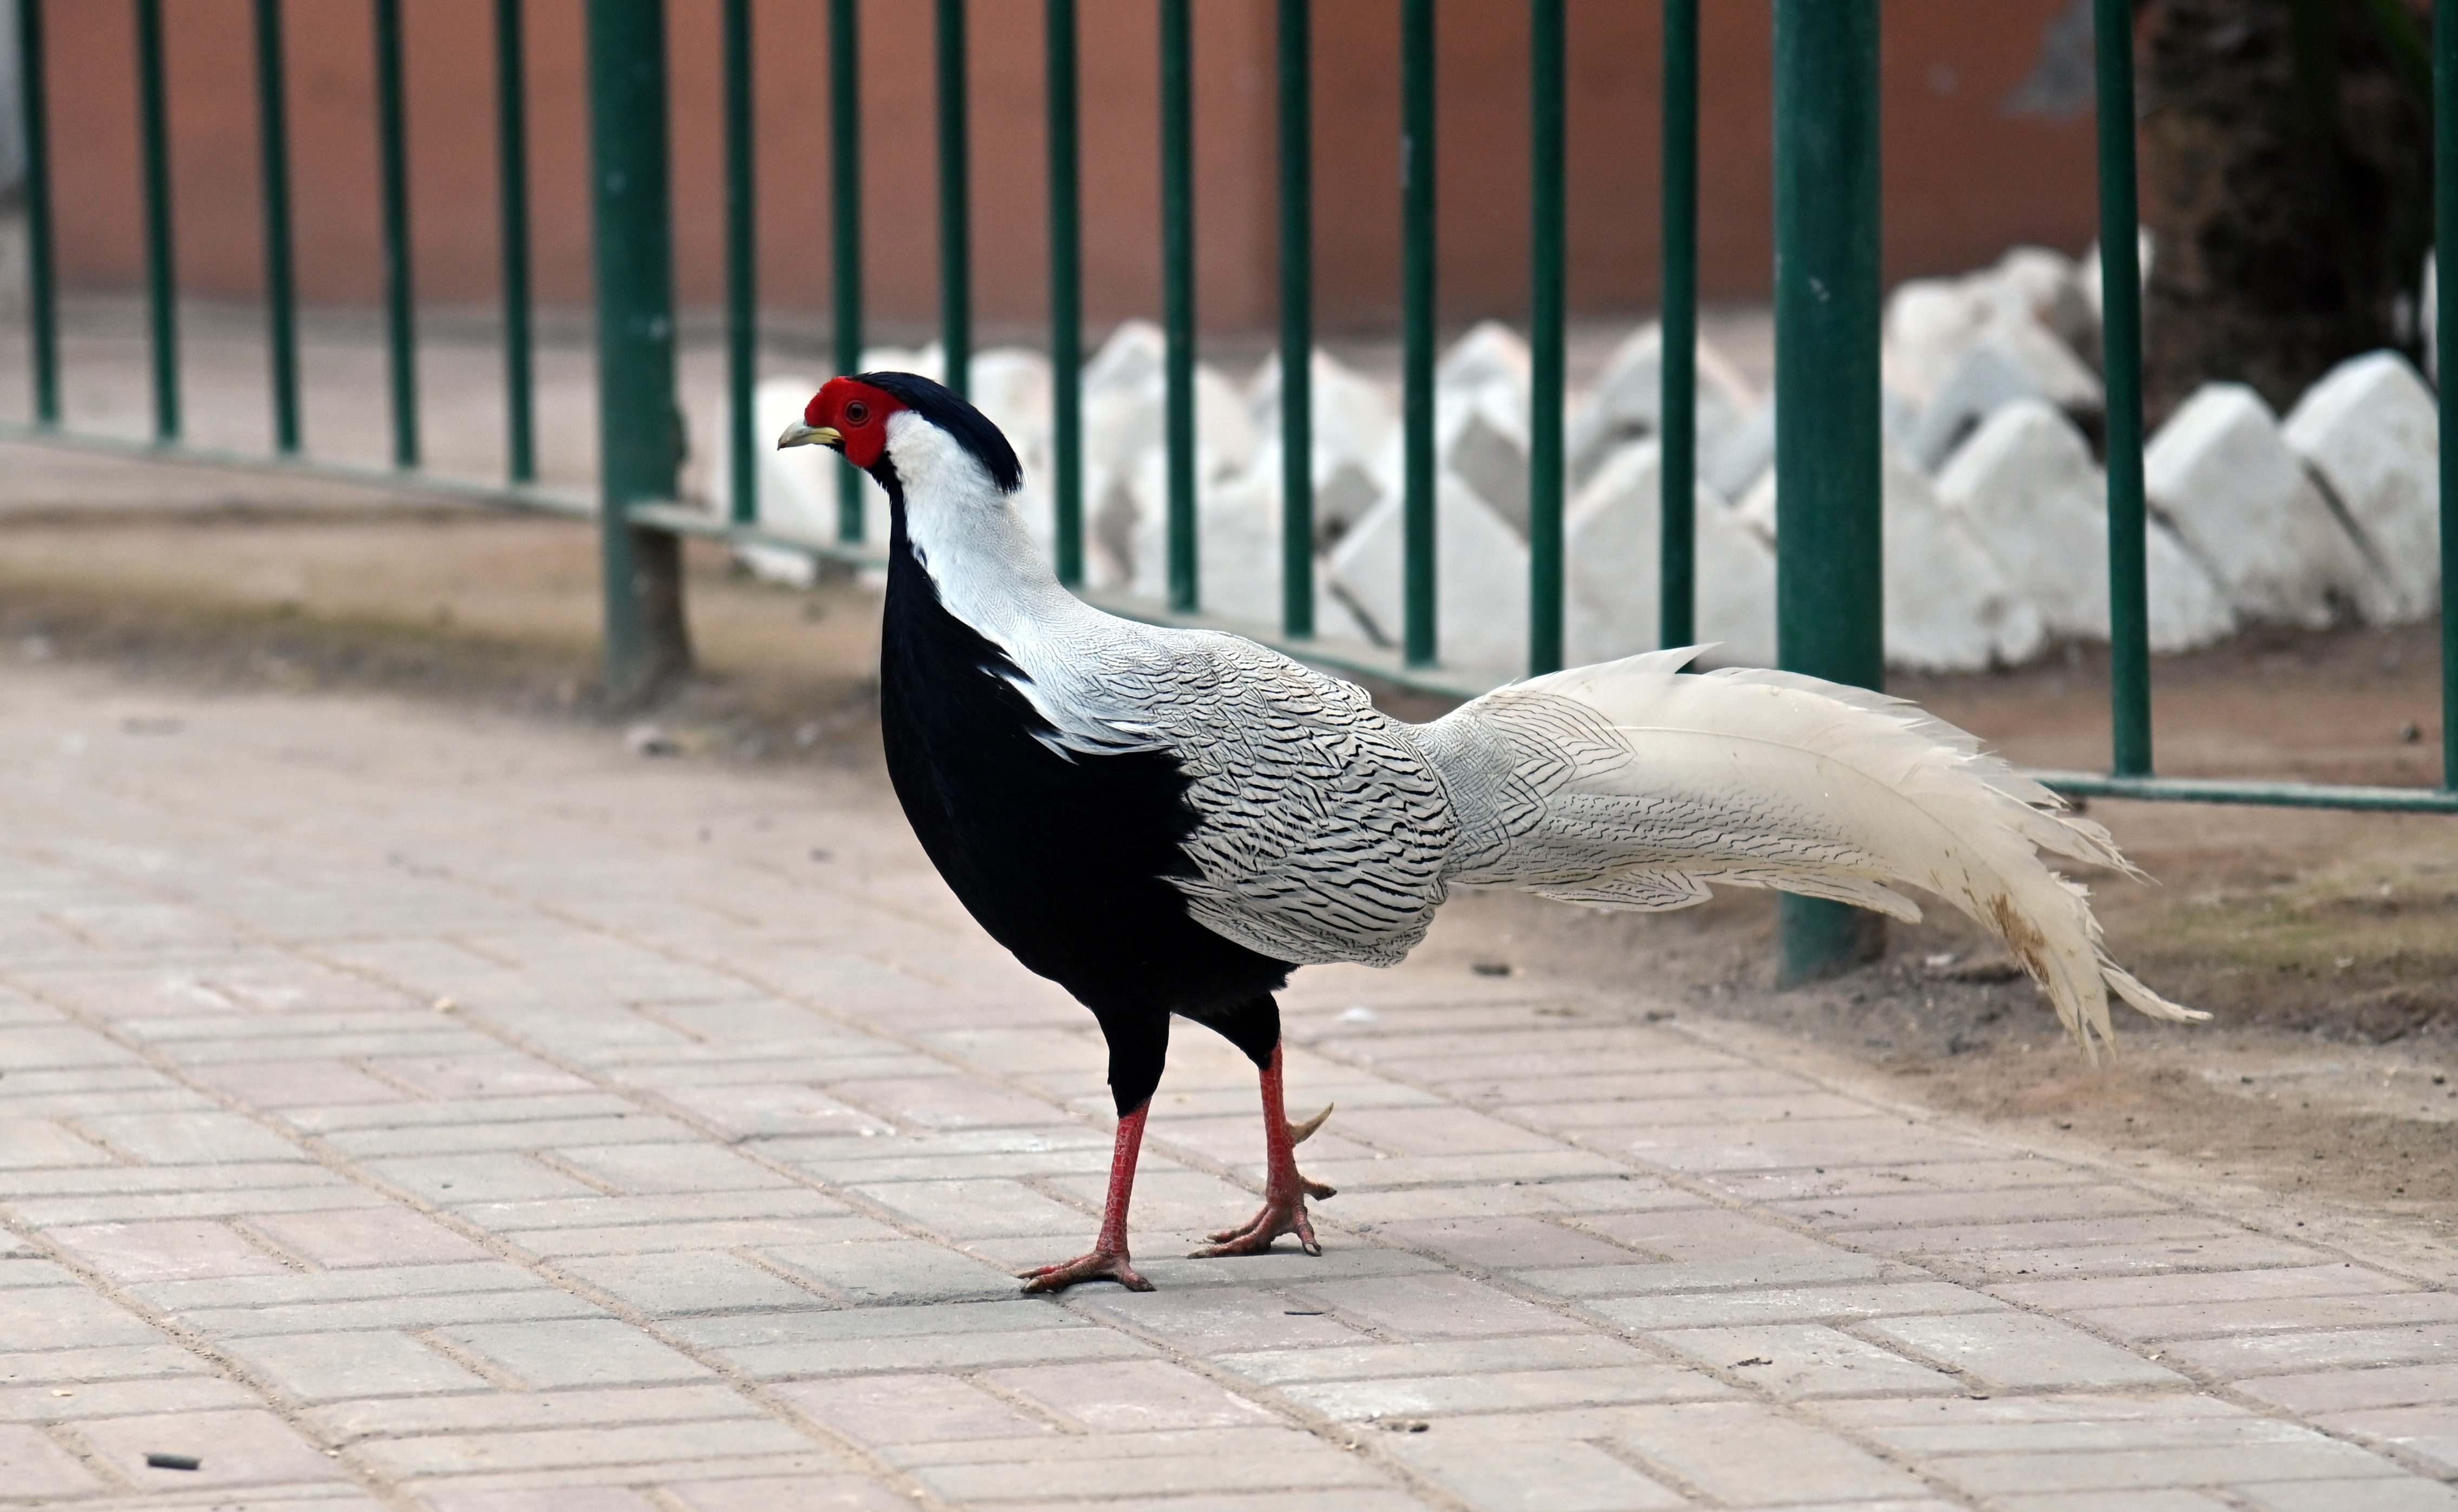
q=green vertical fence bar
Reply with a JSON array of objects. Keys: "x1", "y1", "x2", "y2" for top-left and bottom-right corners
[
  {"x1": 937, "y1": 0, "x2": 970, "y2": 399},
  {"x1": 2439, "y1": 0, "x2": 2456, "y2": 792},
  {"x1": 1047, "y1": 0, "x2": 1084, "y2": 585},
  {"x1": 1161, "y1": 0, "x2": 1197, "y2": 614},
  {"x1": 2094, "y1": 0, "x2": 2152, "y2": 779},
  {"x1": 16, "y1": 0, "x2": 58, "y2": 428},
  {"x1": 1658, "y1": 0, "x2": 1698, "y2": 649},
  {"x1": 253, "y1": 0, "x2": 301, "y2": 454},
  {"x1": 495, "y1": 0, "x2": 536, "y2": 484},
  {"x1": 134, "y1": 0, "x2": 179, "y2": 442},
  {"x1": 373, "y1": 0, "x2": 419, "y2": 468},
  {"x1": 830, "y1": 0, "x2": 863, "y2": 542},
  {"x1": 585, "y1": 0, "x2": 690, "y2": 706},
  {"x1": 723, "y1": 0, "x2": 757, "y2": 524},
  {"x1": 1528, "y1": 0, "x2": 1566, "y2": 677},
  {"x1": 1772, "y1": 0, "x2": 1885, "y2": 984},
  {"x1": 1277, "y1": 0, "x2": 1313, "y2": 637},
  {"x1": 1400, "y1": 0, "x2": 1437, "y2": 666}
]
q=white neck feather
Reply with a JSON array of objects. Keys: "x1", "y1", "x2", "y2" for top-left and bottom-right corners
[{"x1": 884, "y1": 412, "x2": 1093, "y2": 649}]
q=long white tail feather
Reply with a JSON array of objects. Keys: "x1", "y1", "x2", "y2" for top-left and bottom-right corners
[{"x1": 1412, "y1": 648, "x2": 2203, "y2": 1057}]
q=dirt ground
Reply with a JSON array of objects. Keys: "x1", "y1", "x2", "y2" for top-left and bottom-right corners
[{"x1": 3, "y1": 486, "x2": 2452, "y2": 1242}]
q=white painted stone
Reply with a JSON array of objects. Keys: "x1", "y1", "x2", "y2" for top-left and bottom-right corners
[
  {"x1": 1704, "y1": 398, "x2": 1776, "y2": 501},
  {"x1": 2145, "y1": 382, "x2": 2380, "y2": 628},
  {"x1": 1564, "y1": 321, "x2": 1760, "y2": 490},
  {"x1": 1562, "y1": 439, "x2": 1777, "y2": 670},
  {"x1": 2283, "y1": 349, "x2": 2441, "y2": 623},
  {"x1": 1329, "y1": 472, "x2": 1529, "y2": 677},
  {"x1": 2077, "y1": 229, "x2": 2154, "y2": 323},
  {"x1": 1881, "y1": 444, "x2": 2046, "y2": 670},
  {"x1": 1083, "y1": 321, "x2": 1255, "y2": 591},
  {"x1": 1140, "y1": 440, "x2": 1387, "y2": 647},
  {"x1": 1244, "y1": 348, "x2": 1399, "y2": 543},
  {"x1": 2424, "y1": 250, "x2": 2437, "y2": 382},
  {"x1": 1887, "y1": 248, "x2": 2102, "y2": 453},
  {"x1": 1907, "y1": 320, "x2": 2104, "y2": 472},
  {"x1": 1735, "y1": 447, "x2": 2047, "y2": 670},
  {"x1": 1935, "y1": 399, "x2": 2235, "y2": 653}
]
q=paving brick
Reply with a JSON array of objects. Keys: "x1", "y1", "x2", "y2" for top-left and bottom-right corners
[
  {"x1": 1370, "y1": 1215, "x2": 1649, "y2": 1270},
  {"x1": 8, "y1": 1182, "x2": 387, "y2": 1228},
  {"x1": 672, "y1": 1301, "x2": 1151, "y2": 1379},
  {"x1": 0, "y1": 1372, "x2": 258, "y2": 1423},
  {"x1": 1925, "y1": 1441, "x2": 2406, "y2": 1497},
  {"x1": 1589, "y1": 1280, "x2": 2006, "y2": 1331},
  {"x1": 549, "y1": 1142, "x2": 799, "y2": 1194},
  {"x1": 2312, "y1": 1406, "x2": 2458, "y2": 1476},
  {"x1": 506, "y1": 1216, "x2": 893, "y2": 1259},
  {"x1": 1288, "y1": 1273, "x2": 1572, "y2": 1339},
  {"x1": 1283, "y1": 1365, "x2": 1727, "y2": 1421},
  {"x1": 2070, "y1": 1291, "x2": 2458, "y2": 1343},
  {"x1": 774, "y1": 1374, "x2": 1057, "y2": 1445},
  {"x1": 2233, "y1": 1478, "x2": 2458, "y2": 1511},
  {"x1": 0, "y1": 1118, "x2": 111, "y2": 1168},
  {"x1": 462, "y1": 1190, "x2": 853, "y2": 1234},
  {"x1": 366, "y1": 1153, "x2": 604, "y2": 1204},
  {"x1": 2237, "y1": 1364, "x2": 2458, "y2": 1415},
  {"x1": 982, "y1": 1359, "x2": 1278, "y2": 1432},
  {"x1": 1073, "y1": 1286, "x2": 1375, "y2": 1353},
  {"x1": 0, "y1": 1025, "x2": 143, "y2": 1071},
  {"x1": 1989, "y1": 1494, "x2": 2236, "y2": 1512},
  {"x1": 553, "y1": 1252, "x2": 831, "y2": 1315},
  {"x1": 1860, "y1": 1312, "x2": 2189, "y2": 1390},
  {"x1": 1297, "y1": 1151, "x2": 1629, "y2": 1190},
  {"x1": 369, "y1": 1051, "x2": 595, "y2": 1098},
  {"x1": 136, "y1": 1260, "x2": 547, "y2": 1312},
  {"x1": 0, "y1": 1341, "x2": 217, "y2": 1384},
  {"x1": 1946, "y1": 1232, "x2": 2332, "y2": 1280},
  {"x1": 764, "y1": 1240, "x2": 1020, "y2": 1305},
  {"x1": 1326, "y1": 1180, "x2": 1699, "y2": 1226},
  {"x1": 247, "y1": 1206, "x2": 493, "y2": 1268},
  {"x1": 421, "y1": 1488, "x2": 663, "y2": 1512},
  {"x1": 433, "y1": 1319, "x2": 716, "y2": 1389},
  {"x1": 0, "y1": 1284, "x2": 181, "y2": 1351},
  {"x1": 173, "y1": 1285, "x2": 607, "y2": 1339},
  {"x1": 1391, "y1": 1433, "x2": 1686, "y2": 1510},
  {"x1": 829, "y1": 1077, "x2": 1077, "y2": 1130},
  {"x1": 70, "y1": 1404, "x2": 350, "y2": 1487},
  {"x1": 1775, "y1": 1183, "x2": 2176, "y2": 1231},
  {"x1": 908, "y1": 1438, "x2": 1396, "y2": 1501},
  {"x1": 1606, "y1": 1400, "x2": 1933, "y2": 1504},
  {"x1": 1987, "y1": 1265, "x2": 2413, "y2": 1312},
  {"x1": 1520, "y1": 1250, "x2": 1896, "y2": 1298},
  {"x1": 0, "y1": 1422, "x2": 108, "y2": 1496},
  {"x1": 1328, "y1": 1107, "x2": 1569, "y2": 1157},
  {"x1": 662, "y1": 1475, "x2": 917, "y2": 1512},
  {"x1": 185, "y1": 1057, "x2": 414, "y2": 1110},
  {"x1": 310, "y1": 1384, "x2": 761, "y2": 1440},
  {"x1": 44, "y1": 1218, "x2": 289, "y2": 1282},
  {"x1": 1217, "y1": 1334, "x2": 1664, "y2": 1385},
  {"x1": 2161, "y1": 1323, "x2": 2458, "y2": 1378},
  {"x1": 654, "y1": 1083, "x2": 895, "y2": 1140},
  {"x1": 219, "y1": 1329, "x2": 493, "y2": 1402},
  {"x1": 286, "y1": 1092, "x2": 640, "y2": 1135},
  {"x1": 327, "y1": 1116, "x2": 708, "y2": 1159},
  {"x1": 352, "y1": 1417, "x2": 824, "y2": 1477},
  {"x1": 846, "y1": 1177, "x2": 1092, "y2": 1239},
  {"x1": 1650, "y1": 1322, "x2": 1965, "y2": 1398},
  {"x1": 74, "y1": 1110, "x2": 304, "y2": 1164}
]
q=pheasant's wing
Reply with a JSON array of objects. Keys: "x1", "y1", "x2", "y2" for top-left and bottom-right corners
[{"x1": 1035, "y1": 626, "x2": 1456, "y2": 967}]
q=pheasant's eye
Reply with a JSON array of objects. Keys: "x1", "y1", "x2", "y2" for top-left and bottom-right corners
[{"x1": 844, "y1": 400, "x2": 870, "y2": 426}]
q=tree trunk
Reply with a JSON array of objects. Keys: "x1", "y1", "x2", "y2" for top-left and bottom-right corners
[{"x1": 2137, "y1": 0, "x2": 2432, "y2": 425}]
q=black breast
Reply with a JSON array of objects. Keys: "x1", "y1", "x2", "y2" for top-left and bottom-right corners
[{"x1": 876, "y1": 516, "x2": 1293, "y2": 1099}]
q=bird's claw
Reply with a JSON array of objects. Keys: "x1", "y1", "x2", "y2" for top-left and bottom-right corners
[
  {"x1": 1016, "y1": 1249, "x2": 1152, "y2": 1293},
  {"x1": 1192, "y1": 1191, "x2": 1325, "y2": 1258},
  {"x1": 1287, "y1": 1102, "x2": 1334, "y2": 1146}
]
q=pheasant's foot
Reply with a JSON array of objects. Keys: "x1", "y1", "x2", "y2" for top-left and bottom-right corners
[
  {"x1": 1016, "y1": 1248, "x2": 1151, "y2": 1293},
  {"x1": 1191, "y1": 1186, "x2": 1329, "y2": 1258}
]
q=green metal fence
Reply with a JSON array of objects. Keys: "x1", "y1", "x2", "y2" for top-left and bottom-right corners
[{"x1": 6, "y1": 4, "x2": 2456, "y2": 840}]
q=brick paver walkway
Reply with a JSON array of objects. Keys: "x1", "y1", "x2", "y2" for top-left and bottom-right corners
[{"x1": 2, "y1": 663, "x2": 2453, "y2": 1511}]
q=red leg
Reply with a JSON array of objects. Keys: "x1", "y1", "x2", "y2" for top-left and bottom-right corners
[
  {"x1": 1018, "y1": 1100, "x2": 1153, "y2": 1292},
  {"x1": 1193, "y1": 1044, "x2": 1335, "y2": 1259}
]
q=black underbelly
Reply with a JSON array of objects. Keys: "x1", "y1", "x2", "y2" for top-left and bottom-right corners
[{"x1": 878, "y1": 562, "x2": 1291, "y2": 1021}]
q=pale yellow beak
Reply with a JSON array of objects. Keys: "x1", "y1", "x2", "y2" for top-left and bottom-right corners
[{"x1": 777, "y1": 421, "x2": 840, "y2": 449}]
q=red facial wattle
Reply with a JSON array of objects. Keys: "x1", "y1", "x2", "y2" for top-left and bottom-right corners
[{"x1": 804, "y1": 377, "x2": 903, "y2": 470}]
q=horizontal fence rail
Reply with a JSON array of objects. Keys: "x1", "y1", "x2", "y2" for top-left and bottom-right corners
[{"x1": 0, "y1": 0, "x2": 2449, "y2": 832}]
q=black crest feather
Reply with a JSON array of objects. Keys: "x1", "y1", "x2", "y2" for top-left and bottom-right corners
[{"x1": 856, "y1": 370, "x2": 1023, "y2": 494}]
